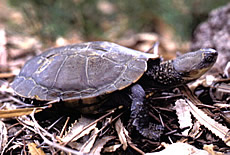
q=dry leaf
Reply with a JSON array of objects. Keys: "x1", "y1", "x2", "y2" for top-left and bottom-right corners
[
  {"x1": 6, "y1": 141, "x2": 23, "y2": 153},
  {"x1": 214, "y1": 83, "x2": 230, "y2": 100},
  {"x1": 186, "y1": 99, "x2": 230, "y2": 146},
  {"x1": 224, "y1": 62, "x2": 230, "y2": 78},
  {"x1": 216, "y1": 83, "x2": 230, "y2": 93},
  {"x1": 174, "y1": 99, "x2": 192, "y2": 136},
  {"x1": 17, "y1": 115, "x2": 35, "y2": 127},
  {"x1": 146, "y1": 142, "x2": 209, "y2": 155},
  {"x1": 0, "y1": 108, "x2": 44, "y2": 118},
  {"x1": 28, "y1": 143, "x2": 45, "y2": 155},
  {"x1": 189, "y1": 121, "x2": 202, "y2": 139},
  {"x1": 80, "y1": 128, "x2": 98, "y2": 153},
  {"x1": 115, "y1": 118, "x2": 130, "y2": 150},
  {"x1": 90, "y1": 136, "x2": 116, "y2": 154},
  {"x1": 205, "y1": 75, "x2": 216, "y2": 86},
  {"x1": 203, "y1": 144, "x2": 224, "y2": 155},
  {"x1": 213, "y1": 103, "x2": 230, "y2": 108},
  {"x1": 61, "y1": 116, "x2": 96, "y2": 142},
  {"x1": 103, "y1": 144, "x2": 122, "y2": 153},
  {"x1": 0, "y1": 120, "x2": 7, "y2": 152}
]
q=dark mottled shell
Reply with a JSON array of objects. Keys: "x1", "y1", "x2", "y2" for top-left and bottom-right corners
[{"x1": 11, "y1": 41, "x2": 158, "y2": 102}]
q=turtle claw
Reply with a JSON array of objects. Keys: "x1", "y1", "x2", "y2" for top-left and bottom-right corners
[
  {"x1": 134, "y1": 121, "x2": 164, "y2": 140},
  {"x1": 131, "y1": 112, "x2": 164, "y2": 140}
]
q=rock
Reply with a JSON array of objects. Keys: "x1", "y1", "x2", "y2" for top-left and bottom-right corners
[{"x1": 191, "y1": 3, "x2": 230, "y2": 73}]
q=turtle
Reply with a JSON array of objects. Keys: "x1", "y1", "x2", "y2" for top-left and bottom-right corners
[{"x1": 11, "y1": 41, "x2": 218, "y2": 139}]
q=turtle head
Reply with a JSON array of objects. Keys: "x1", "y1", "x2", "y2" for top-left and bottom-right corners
[{"x1": 173, "y1": 48, "x2": 218, "y2": 81}]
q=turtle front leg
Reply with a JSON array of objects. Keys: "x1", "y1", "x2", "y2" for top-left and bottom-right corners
[{"x1": 130, "y1": 84, "x2": 164, "y2": 140}]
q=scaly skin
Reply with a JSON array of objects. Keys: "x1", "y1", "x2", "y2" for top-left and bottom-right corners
[
  {"x1": 131, "y1": 48, "x2": 218, "y2": 140},
  {"x1": 144, "y1": 48, "x2": 218, "y2": 88}
]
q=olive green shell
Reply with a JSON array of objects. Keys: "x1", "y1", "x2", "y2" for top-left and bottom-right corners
[{"x1": 11, "y1": 41, "x2": 158, "y2": 102}]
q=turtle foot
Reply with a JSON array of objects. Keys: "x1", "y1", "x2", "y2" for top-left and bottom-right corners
[
  {"x1": 133, "y1": 118, "x2": 164, "y2": 140},
  {"x1": 130, "y1": 84, "x2": 164, "y2": 140}
]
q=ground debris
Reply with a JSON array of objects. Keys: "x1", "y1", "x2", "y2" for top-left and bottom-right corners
[
  {"x1": 1, "y1": 12, "x2": 230, "y2": 154},
  {"x1": 146, "y1": 142, "x2": 210, "y2": 155},
  {"x1": 1, "y1": 61, "x2": 229, "y2": 154}
]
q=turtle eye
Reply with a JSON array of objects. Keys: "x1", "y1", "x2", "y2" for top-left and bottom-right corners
[{"x1": 205, "y1": 55, "x2": 213, "y2": 62}]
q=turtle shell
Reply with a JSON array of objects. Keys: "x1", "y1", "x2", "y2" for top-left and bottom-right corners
[{"x1": 11, "y1": 41, "x2": 158, "y2": 103}]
